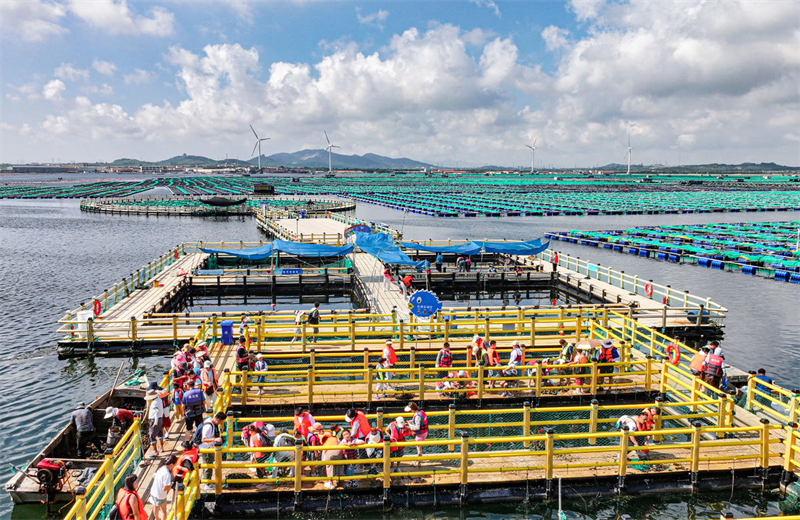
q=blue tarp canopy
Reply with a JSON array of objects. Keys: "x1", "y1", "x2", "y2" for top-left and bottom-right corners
[
  {"x1": 201, "y1": 240, "x2": 354, "y2": 260},
  {"x1": 398, "y1": 238, "x2": 549, "y2": 256},
  {"x1": 354, "y1": 232, "x2": 428, "y2": 268}
]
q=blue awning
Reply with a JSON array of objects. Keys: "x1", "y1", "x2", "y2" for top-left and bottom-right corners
[
  {"x1": 354, "y1": 232, "x2": 428, "y2": 268},
  {"x1": 398, "y1": 242, "x2": 483, "y2": 255},
  {"x1": 398, "y1": 239, "x2": 549, "y2": 256},
  {"x1": 202, "y1": 240, "x2": 353, "y2": 259}
]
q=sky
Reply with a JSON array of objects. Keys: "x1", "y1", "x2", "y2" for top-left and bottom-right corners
[{"x1": 1, "y1": 0, "x2": 798, "y2": 168}]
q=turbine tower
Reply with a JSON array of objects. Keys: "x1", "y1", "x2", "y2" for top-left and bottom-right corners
[
  {"x1": 525, "y1": 138, "x2": 537, "y2": 173},
  {"x1": 324, "y1": 131, "x2": 339, "y2": 173},
  {"x1": 625, "y1": 134, "x2": 633, "y2": 175},
  {"x1": 250, "y1": 125, "x2": 270, "y2": 171}
]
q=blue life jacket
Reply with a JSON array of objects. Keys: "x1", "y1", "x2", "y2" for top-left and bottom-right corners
[{"x1": 183, "y1": 388, "x2": 205, "y2": 417}]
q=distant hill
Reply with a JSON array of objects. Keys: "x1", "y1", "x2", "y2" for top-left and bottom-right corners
[
  {"x1": 597, "y1": 162, "x2": 798, "y2": 173},
  {"x1": 257, "y1": 149, "x2": 432, "y2": 169}
]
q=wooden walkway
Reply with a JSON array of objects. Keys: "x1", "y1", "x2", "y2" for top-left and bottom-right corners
[{"x1": 352, "y1": 253, "x2": 410, "y2": 319}]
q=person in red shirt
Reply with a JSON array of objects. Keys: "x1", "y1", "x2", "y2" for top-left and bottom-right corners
[{"x1": 104, "y1": 406, "x2": 136, "y2": 433}]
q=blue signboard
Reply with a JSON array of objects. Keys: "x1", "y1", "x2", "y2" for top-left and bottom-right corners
[
  {"x1": 278, "y1": 268, "x2": 302, "y2": 275},
  {"x1": 408, "y1": 290, "x2": 443, "y2": 318}
]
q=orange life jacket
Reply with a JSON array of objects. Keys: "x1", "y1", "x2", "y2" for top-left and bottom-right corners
[
  {"x1": 349, "y1": 411, "x2": 371, "y2": 439},
  {"x1": 116, "y1": 489, "x2": 145, "y2": 520},
  {"x1": 294, "y1": 412, "x2": 314, "y2": 437},
  {"x1": 487, "y1": 348, "x2": 500, "y2": 366},
  {"x1": 385, "y1": 344, "x2": 398, "y2": 365},
  {"x1": 172, "y1": 447, "x2": 199, "y2": 478},
  {"x1": 689, "y1": 352, "x2": 706, "y2": 372}
]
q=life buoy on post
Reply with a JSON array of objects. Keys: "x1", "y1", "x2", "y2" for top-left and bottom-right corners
[
  {"x1": 93, "y1": 300, "x2": 102, "y2": 317},
  {"x1": 174, "y1": 248, "x2": 179, "y2": 259},
  {"x1": 644, "y1": 283, "x2": 654, "y2": 298},
  {"x1": 666, "y1": 343, "x2": 680, "y2": 365}
]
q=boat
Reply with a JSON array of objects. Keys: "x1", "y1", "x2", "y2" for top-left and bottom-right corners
[{"x1": 4, "y1": 381, "x2": 148, "y2": 505}]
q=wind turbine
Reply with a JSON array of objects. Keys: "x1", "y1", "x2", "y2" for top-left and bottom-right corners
[
  {"x1": 525, "y1": 138, "x2": 537, "y2": 173},
  {"x1": 324, "y1": 131, "x2": 339, "y2": 173},
  {"x1": 250, "y1": 125, "x2": 270, "y2": 171},
  {"x1": 625, "y1": 134, "x2": 633, "y2": 175}
]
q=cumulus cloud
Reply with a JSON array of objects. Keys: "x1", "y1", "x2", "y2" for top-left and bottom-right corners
[
  {"x1": 355, "y1": 7, "x2": 389, "y2": 29},
  {"x1": 68, "y1": 0, "x2": 175, "y2": 36},
  {"x1": 82, "y1": 83, "x2": 114, "y2": 95},
  {"x1": 55, "y1": 63, "x2": 89, "y2": 81},
  {"x1": 92, "y1": 59, "x2": 117, "y2": 76},
  {"x1": 124, "y1": 69, "x2": 156, "y2": 84},
  {"x1": 569, "y1": 0, "x2": 604, "y2": 22},
  {"x1": 42, "y1": 79, "x2": 65, "y2": 101},
  {"x1": 470, "y1": 0, "x2": 500, "y2": 18},
  {"x1": 6, "y1": 82, "x2": 42, "y2": 102},
  {"x1": 9, "y1": 1, "x2": 800, "y2": 166},
  {"x1": 0, "y1": 0, "x2": 67, "y2": 41}
]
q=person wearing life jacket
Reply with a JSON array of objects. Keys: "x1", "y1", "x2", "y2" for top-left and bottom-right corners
[
  {"x1": 235, "y1": 336, "x2": 249, "y2": 376},
  {"x1": 702, "y1": 349, "x2": 725, "y2": 390},
  {"x1": 567, "y1": 348, "x2": 589, "y2": 394},
  {"x1": 594, "y1": 339, "x2": 620, "y2": 391},
  {"x1": 405, "y1": 401, "x2": 428, "y2": 467},
  {"x1": 383, "y1": 265, "x2": 394, "y2": 291},
  {"x1": 382, "y1": 339, "x2": 398, "y2": 377},
  {"x1": 689, "y1": 348, "x2": 708, "y2": 376},
  {"x1": 172, "y1": 441, "x2": 199, "y2": 481},
  {"x1": 200, "y1": 360, "x2": 218, "y2": 399},
  {"x1": 156, "y1": 385, "x2": 172, "y2": 440},
  {"x1": 558, "y1": 339, "x2": 575, "y2": 363},
  {"x1": 181, "y1": 380, "x2": 206, "y2": 442},
  {"x1": 436, "y1": 342, "x2": 452, "y2": 369},
  {"x1": 400, "y1": 275, "x2": 414, "y2": 298},
  {"x1": 293, "y1": 407, "x2": 316, "y2": 437},
  {"x1": 345, "y1": 408, "x2": 371, "y2": 440},
  {"x1": 238, "y1": 315, "x2": 251, "y2": 342},
  {"x1": 245, "y1": 424, "x2": 271, "y2": 479},
  {"x1": 115, "y1": 474, "x2": 146, "y2": 520},
  {"x1": 552, "y1": 252, "x2": 559, "y2": 273},
  {"x1": 640, "y1": 407, "x2": 660, "y2": 432},
  {"x1": 385, "y1": 416, "x2": 411, "y2": 470}
]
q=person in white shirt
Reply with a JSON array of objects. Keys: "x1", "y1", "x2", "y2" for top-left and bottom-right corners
[
  {"x1": 145, "y1": 390, "x2": 164, "y2": 457},
  {"x1": 253, "y1": 353, "x2": 269, "y2": 395},
  {"x1": 149, "y1": 455, "x2": 177, "y2": 520},
  {"x1": 198, "y1": 412, "x2": 226, "y2": 492}
]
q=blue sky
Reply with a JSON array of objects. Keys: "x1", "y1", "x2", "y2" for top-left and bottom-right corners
[{"x1": 1, "y1": 0, "x2": 798, "y2": 166}]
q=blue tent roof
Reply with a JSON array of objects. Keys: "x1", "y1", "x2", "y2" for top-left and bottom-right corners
[
  {"x1": 397, "y1": 239, "x2": 548, "y2": 256},
  {"x1": 201, "y1": 240, "x2": 354, "y2": 259},
  {"x1": 354, "y1": 232, "x2": 428, "y2": 268}
]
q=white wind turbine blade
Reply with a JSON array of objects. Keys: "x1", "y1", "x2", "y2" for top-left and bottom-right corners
[
  {"x1": 324, "y1": 131, "x2": 331, "y2": 145},
  {"x1": 252, "y1": 141, "x2": 260, "y2": 158},
  {"x1": 259, "y1": 137, "x2": 270, "y2": 143},
  {"x1": 250, "y1": 125, "x2": 259, "y2": 140},
  {"x1": 525, "y1": 145, "x2": 533, "y2": 151},
  {"x1": 533, "y1": 138, "x2": 537, "y2": 148}
]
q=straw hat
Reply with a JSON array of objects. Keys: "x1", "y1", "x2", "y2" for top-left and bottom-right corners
[{"x1": 144, "y1": 390, "x2": 159, "y2": 401}]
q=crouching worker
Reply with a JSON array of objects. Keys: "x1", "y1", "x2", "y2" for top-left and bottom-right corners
[{"x1": 615, "y1": 413, "x2": 651, "y2": 459}]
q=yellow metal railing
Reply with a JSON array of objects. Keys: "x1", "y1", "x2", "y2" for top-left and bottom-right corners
[
  {"x1": 747, "y1": 376, "x2": 800, "y2": 425},
  {"x1": 62, "y1": 419, "x2": 144, "y2": 520}
]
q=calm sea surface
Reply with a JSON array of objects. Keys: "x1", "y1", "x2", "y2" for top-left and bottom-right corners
[{"x1": 1, "y1": 200, "x2": 798, "y2": 519}]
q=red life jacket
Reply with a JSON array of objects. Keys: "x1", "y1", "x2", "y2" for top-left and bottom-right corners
[
  {"x1": 172, "y1": 447, "x2": 199, "y2": 478},
  {"x1": 294, "y1": 412, "x2": 313, "y2": 437},
  {"x1": 385, "y1": 344, "x2": 398, "y2": 365},
  {"x1": 487, "y1": 348, "x2": 500, "y2": 366},
  {"x1": 704, "y1": 354, "x2": 724, "y2": 377},
  {"x1": 389, "y1": 423, "x2": 405, "y2": 451},
  {"x1": 439, "y1": 348, "x2": 452, "y2": 368},
  {"x1": 159, "y1": 389, "x2": 170, "y2": 409},
  {"x1": 236, "y1": 346, "x2": 248, "y2": 364},
  {"x1": 349, "y1": 411, "x2": 371, "y2": 439},
  {"x1": 116, "y1": 489, "x2": 145, "y2": 520},
  {"x1": 402, "y1": 275, "x2": 413, "y2": 288},
  {"x1": 598, "y1": 347, "x2": 616, "y2": 363},
  {"x1": 415, "y1": 411, "x2": 428, "y2": 434}
]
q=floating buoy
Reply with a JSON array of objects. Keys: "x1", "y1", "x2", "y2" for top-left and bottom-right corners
[
  {"x1": 174, "y1": 248, "x2": 179, "y2": 259},
  {"x1": 666, "y1": 343, "x2": 680, "y2": 365},
  {"x1": 662, "y1": 296, "x2": 667, "y2": 304},
  {"x1": 93, "y1": 300, "x2": 101, "y2": 317}
]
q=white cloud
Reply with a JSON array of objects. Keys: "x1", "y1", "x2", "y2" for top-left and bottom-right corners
[
  {"x1": 7, "y1": 2, "x2": 800, "y2": 167},
  {"x1": 470, "y1": 0, "x2": 500, "y2": 18},
  {"x1": 541, "y1": 26, "x2": 570, "y2": 51},
  {"x1": 82, "y1": 83, "x2": 114, "y2": 95},
  {"x1": 124, "y1": 69, "x2": 156, "y2": 84},
  {"x1": 92, "y1": 59, "x2": 117, "y2": 77},
  {"x1": 355, "y1": 7, "x2": 389, "y2": 29},
  {"x1": 0, "y1": 0, "x2": 67, "y2": 41},
  {"x1": 68, "y1": 0, "x2": 175, "y2": 36},
  {"x1": 42, "y1": 79, "x2": 65, "y2": 101},
  {"x1": 6, "y1": 82, "x2": 42, "y2": 101},
  {"x1": 55, "y1": 63, "x2": 90, "y2": 81},
  {"x1": 569, "y1": 0, "x2": 605, "y2": 22}
]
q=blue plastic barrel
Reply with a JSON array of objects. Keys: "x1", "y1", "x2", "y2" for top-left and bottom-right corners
[{"x1": 221, "y1": 320, "x2": 234, "y2": 345}]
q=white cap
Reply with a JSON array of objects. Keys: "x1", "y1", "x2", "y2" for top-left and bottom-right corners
[
  {"x1": 602, "y1": 339, "x2": 614, "y2": 348},
  {"x1": 512, "y1": 340, "x2": 519, "y2": 347},
  {"x1": 395, "y1": 416, "x2": 406, "y2": 426},
  {"x1": 104, "y1": 406, "x2": 117, "y2": 419},
  {"x1": 256, "y1": 353, "x2": 263, "y2": 359},
  {"x1": 204, "y1": 360, "x2": 212, "y2": 368},
  {"x1": 386, "y1": 340, "x2": 392, "y2": 345},
  {"x1": 472, "y1": 335, "x2": 480, "y2": 343}
]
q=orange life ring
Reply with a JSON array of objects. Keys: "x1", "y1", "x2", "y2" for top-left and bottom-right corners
[
  {"x1": 174, "y1": 249, "x2": 179, "y2": 259},
  {"x1": 93, "y1": 300, "x2": 102, "y2": 317},
  {"x1": 666, "y1": 343, "x2": 680, "y2": 365},
  {"x1": 644, "y1": 283, "x2": 654, "y2": 297}
]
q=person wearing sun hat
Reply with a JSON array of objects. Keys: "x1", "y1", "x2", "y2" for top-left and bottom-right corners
[{"x1": 145, "y1": 389, "x2": 164, "y2": 458}]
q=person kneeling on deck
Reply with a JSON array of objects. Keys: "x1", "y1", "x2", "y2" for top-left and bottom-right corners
[
  {"x1": 182, "y1": 380, "x2": 206, "y2": 442},
  {"x1": 104, "y1": 406, "x2": 135, "y2": 434},
  {"x1": 253, "y1": 354, "x2": 269, "y2": 395},
  {"x1": 114, "y1": 474, "x2": 146, "y2": 520},
  {"x1": 615, "y1": 414, "x2": 650, "y2": 458},
  {"x1": 405, "y1": 402, "x2": 428, "y2": 467},
  {"x1": 320, "y1": 427, "x2": 343, "y2": 489},
  {"x1": 386, "y1": 416, "x2": 411, "y2": 471},
  {"x1": 500, "y1": 341, "x2": 523, "y2": 397},
  {"x1": 194, "y1": 412, "x2": 226, "y2": 493},
  {"x1": 594, "y1": 339, "x2": 620, "y2": 392},
  {"x1": 150, "y1": 455, "x2": 177, "y2": 520}
]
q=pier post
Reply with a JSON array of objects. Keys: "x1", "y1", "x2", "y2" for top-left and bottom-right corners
[
  {"x1": 293, "y1": 438, "x2": 303, "y2": 504},
  {"x1": 589, "y1": 399, "x2": 599, "y2": 445},
  {"x1": 214, "y1": 441, "x2": 223, "y2": 494},
  {"x1": 448, "y1": 404, "x2": 456, "y2": 452},
  {"x1": 477, "y1": 362, "x2": 485, "y2": 401},
  {"x1": 409, "y1": 347, "x2": 416, "y2": 373},
  {"x1": 74, "y1": 488, "x2": 88, "y2": 520},
  {"x1": 366, "y1": 365, "x2": 373, "y2": 403},
  {"x1": 782, "y1": 422, "x2": 798, "y2": 485},
  {"x1": 516, "y1": 307, "x2": 523, "y2": 335},
  {"x1": 715, "y1": 394, "x2": 729, "y2": 436},
  {"x1": 590, "y1": 362, "x2": 599, "y2": 395},
  {"x1": 241, "y1": 366, "x2": 249, "y2": 406},
  {"x1": 418, "y1": 364, "x2": 426, "y2": 403},
  {"x1": 363, "y1": 348, "x2": 370, "y2": 376},
  {"x1": 690, "y1": 421, "x2": 702, "y2": 488},
  {"x1": 350, "y1": 320, "x2": 356, "y2": 351},
  {"x1": 484, "y1": 317, "x2": 490, "y2": 345},
  {"x1": 225, "y1": 411, "x2": 234, "y2": 449},
  {"x1": 535, "y1": 361, "x2": 543, "y2": 398},
  {"x1": 523, "y1": 401, "x2": 531, "y2": 447},
  {"x1": 653, "y1": 397, "x2": 664, "y2": 441},
  {"x1": 399, "y1": 320, "x2": 405, "y2": 350},
  {"x1": 575, "y1": 308, "x2": 582, "y2": 340},
  {"x1": 172, "y1": 315, "x2": 178, "y2": 341},
  {"x1": 691, "y1": 377, "x2": 700, "y2": 412},
  {"x1": 790, "y1": 390, "x2": 800, "y2": 424},
  {"x1": 661, "y1": 305, "x2": 668, "y2": 329},
  {"x1": 544, "y1": 428, "x2": 554, "y2": 498},
  {"x1": 617, "y1": 425, "x2": 630, "y2": 493},
  {"x1": 307, "y1": 364, "x2": 314, "y2": 406},
  {"x1": 459, "y1": 432, "x2": 470, "y2": 504},
  {"x1": 301, "y1": 323, "x2": 307, "y2": 352},
  {"x1": 695, "y1": 304, "x2": 704, "y2": 330},
  {"x1": 760, "y1": 418, "x2": 771, "y2": 483},
  {"x1": 746, "y1": 376, "x2": 755, "y2": 411},
  {"x1": 529, "y1": 317, "x2": 536, "y2": 346},
  {"x1": 174, "y1": 482, "x2": 186, "y2": 520},
  {"x1": 376, "y1": 407, "x2": 384, "y2": 430},
  {"x1": 211, "y1": 314, "x2": 218, "y2": 342},
  {"x1": 382, "y1": 434, "x2": 392, "y2": 503},
  {"x1": 645, "y1": 356, "x2": 653, "y2": 392},
  {"x1": 87, "y1": 317, "x2": 94, "y2": 344}
]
